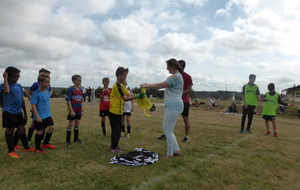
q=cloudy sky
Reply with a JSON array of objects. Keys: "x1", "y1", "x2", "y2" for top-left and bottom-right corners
[{"x1": 0, "y1": 0, "x2": 299, "y2": 93}]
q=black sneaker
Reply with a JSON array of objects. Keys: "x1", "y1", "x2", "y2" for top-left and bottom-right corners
[
  {"x1": 65, "y1": 142, "x2": 71, "y2": 147},
  {"x1": 240, "y1": 130, "x2": 244, "y2": 133},
  {"x1": 246, "y1": 129, "x2": 252, "y2": 133},
  {"x1": 74, "y1": 139, "x2": 84, "y2": 143},
  {"x1": 183, "y1": 136, "x2": 189, "y2": 142},
  {"x1": 157, "y1": 134, "x2": 166, "y2": 140}
]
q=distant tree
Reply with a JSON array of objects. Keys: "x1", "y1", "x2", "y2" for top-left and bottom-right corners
[
  {"x1": 190, "y1": 89, "x2": 197, "y2": 99},
  {"x1": 131, "y1": 87, "x2": 140, "y2": 94},
  {"x1": 131, "y1": 87, "x2": 164, "y2": 98},
  {"x1": 95, "y1": 87, "x2": 102, "y2": 98},
  {"x1": 60, "y1": 88, "x2": 67, "y2": 96}
]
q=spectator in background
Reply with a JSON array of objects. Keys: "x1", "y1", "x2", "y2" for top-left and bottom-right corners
[
  {"x1": 87, "y1": 86, "x2": 92, "y2": 102},
  {"x1": 207, "y1": 96, "x2": 216, "y2": 108},
  {"x1": 91, "y1": 88, "x2": 95, "y2": 103},
  {"x1": 228, "y1": 102, "x2": 237, "y2": 113},
  {"x1": 82, "y1": 87, "x2": 86, "y2": 102}
]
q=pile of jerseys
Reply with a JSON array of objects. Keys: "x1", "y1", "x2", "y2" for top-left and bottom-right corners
[{"x1": 110, "y1": 148, "x2": 159, "y2": 166}]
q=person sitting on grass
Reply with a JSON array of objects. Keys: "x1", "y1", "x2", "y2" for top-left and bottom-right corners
[
  {"x1": 228, "y1": 102, "x2": 237, "y2": 113},
  {"x1": 193, "y1": 99, "x2": 200, "y2": 108},
  {"x1": 207, "y1": 95, "x2": 216, "y2": 108}
]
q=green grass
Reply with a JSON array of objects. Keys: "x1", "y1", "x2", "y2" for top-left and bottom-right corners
[{"x1": 1, "y1": 98, "x2": 300, "y2": 190}]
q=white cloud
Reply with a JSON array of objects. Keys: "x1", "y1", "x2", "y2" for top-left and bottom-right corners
[
  {"x1": 102, "y1": 18, "x2": 158, "y2": 49},
  {"x1": 215, "y1": 8, "x2": 231, "y2": 18},
  {"x1": 179, "y1": 0, "x2": 207, "y2": 7},
  {"x1": 0, "y1": 0, "x2": 300, "y2": 92},
  {"x1": 61, "y1": 0, "x2": 116, "y2": 15},
  {"x1": 284, "y1": 1, "x2": 300, "y2": 19}
]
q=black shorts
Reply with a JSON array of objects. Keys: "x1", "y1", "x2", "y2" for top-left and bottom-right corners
[
  {"x1": 67, "y1": 114, "x2": 81, "y2": 120},
  {"x1": 100, "y1": 110, "x2": 109, "y2": 117},
  {"x1": 263, "y1": 115, "x2": 276, "y2": 121},
  {"x1": 2, "y1": 111, "x2": 26, "y2": 128},
  {"x1": 122, "y1": 112, "x2": 131, "y2": 116},
  {"x1": 181, "y1": 102, "x2": 190, "y2": 117},
  {"x1": 34, "y1": 116, "x2": 54, "y2": 131}
]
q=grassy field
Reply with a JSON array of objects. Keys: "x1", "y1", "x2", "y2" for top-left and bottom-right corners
[{"x1": 1, "y1": 98, "x2": 300, "y2": 190}]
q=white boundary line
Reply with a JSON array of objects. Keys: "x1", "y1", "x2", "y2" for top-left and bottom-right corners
[{"x1": 132, "y1": 133, "x2": 256, "y2": 190}]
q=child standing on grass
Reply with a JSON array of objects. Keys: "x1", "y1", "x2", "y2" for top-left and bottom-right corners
[
  {"x1": 109, "y1": 67, "x2": 144, "y2": 153},
  {"x1": 262, "y1": 83, "x2": 293, "y2": 137},
  {"x1": 121, "y1": 80, "x2": 134, "y2": 137},
  {"x1": 0, "y1": 66, "x2": 35, "y2": 158},
  {"x1": 30, "y1": 74, "x2": 56, "y2": 153},
  {"x1": 99, "y1": 77, "x2": 112, "y2": 136},
  {"x1": 65, "y1": 75, "x2": 84, "y2": 146},
  {"x1": 26, "y1": 68, "x2": 52, "y2": 146}
]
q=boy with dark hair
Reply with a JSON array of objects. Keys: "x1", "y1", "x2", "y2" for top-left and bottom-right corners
[
  {"x1": 30, "y1": 74, "x2": 56, "y2": 153},
  {"x1": 0, "y1": 66, "x2": 35, "y2": 158},
  {"x1": 26, "y1": 68, "x2": 52, "y2": 145},
  {"x1": 240, "y1": 74, "x2": 261, "y2": 133},
  {"x1": 65, "y1": 74, "x2": 84, "y2": 146},
  {"x1": 262, "y1": 83, "x2": 293, "y2": 137},
  {"x1": 109, "y1": 67, "x2": 144, "y2": 153},
  {"x1": 99, "y1": 77, "x2": 112, "y2": 136}
]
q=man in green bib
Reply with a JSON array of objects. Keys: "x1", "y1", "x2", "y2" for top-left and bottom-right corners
[{"x1": 240, "y1": 74, "x2": 261, "y2": 133}]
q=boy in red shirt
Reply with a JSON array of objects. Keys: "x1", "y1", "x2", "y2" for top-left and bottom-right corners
[{"x1": 99, "y1": 77, "x2": 112, "y2": 136}]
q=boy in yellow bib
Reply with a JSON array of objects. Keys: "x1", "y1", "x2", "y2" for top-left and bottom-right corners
[{"x1": 262, "y1": 83, "x2": 293, "y2": 137}]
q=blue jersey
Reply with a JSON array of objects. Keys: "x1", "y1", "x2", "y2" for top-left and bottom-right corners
[
  {"x1": 65, "y1": 87, "x2": 83, "y2": 115},
  {"x1": 30, "y1": 88, "x2": 51, "y2": 120},
  {"x1": 0, "y1": 83, "x2": 24, "y2": 114},
  {"x1": 30, "y1": 81, "x2": 52, "y2": 92}
]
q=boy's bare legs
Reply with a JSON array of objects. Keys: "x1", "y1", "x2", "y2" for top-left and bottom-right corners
[
  {"x1": 265, "y1": 120, "x2": 270, "y2": 134},
  {"x1": 182, "y1": 115, "x2": 190, "y2": 142},
  {"x1": 271, "y1": 120, "x2": 277, "y2": 137}
]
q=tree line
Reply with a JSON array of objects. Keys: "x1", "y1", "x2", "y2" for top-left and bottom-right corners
[{"x1": 23, "y1": 86, "x2": 242, "y2": 101}]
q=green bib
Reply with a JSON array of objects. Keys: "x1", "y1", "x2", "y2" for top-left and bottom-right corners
[
  {"x1": 244, "y1": 84, "x2": 258, "y2": 106},
  {"x1": 262, "y1": 92, "x2": 279, "y2": 116}
]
